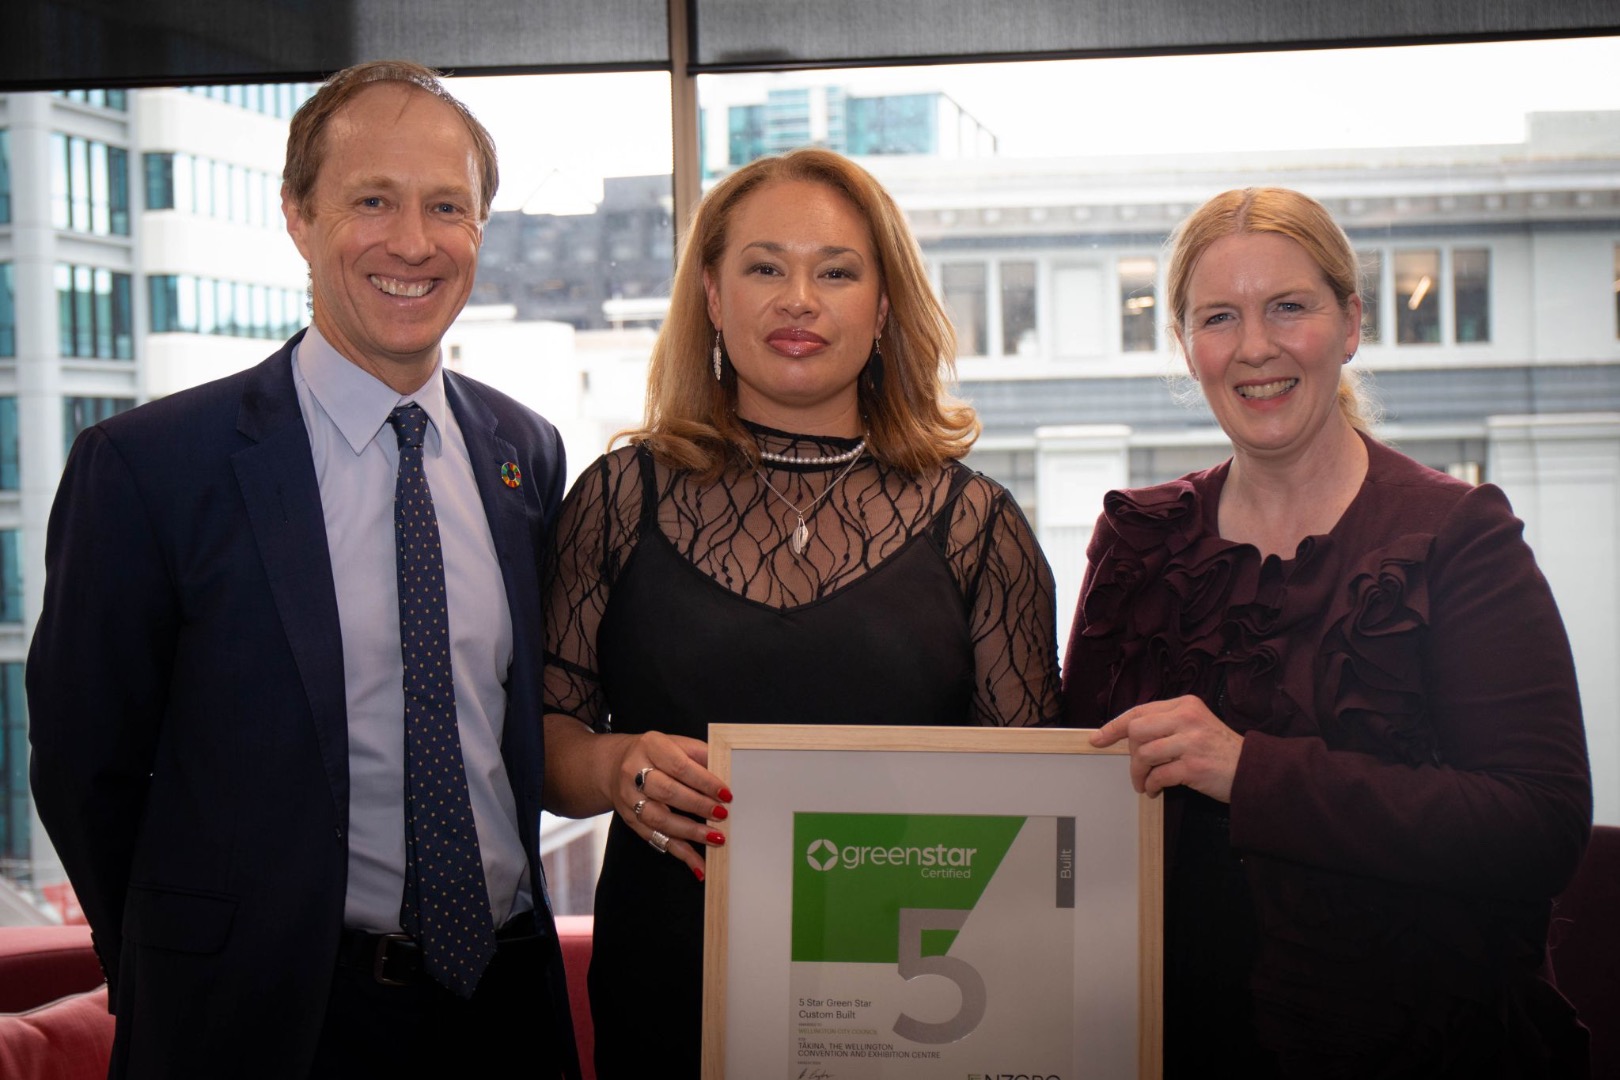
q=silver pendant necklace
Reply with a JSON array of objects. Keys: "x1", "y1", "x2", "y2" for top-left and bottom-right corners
[{"x1": 754, "y1": 448, "x2": 866, "y2": 556}]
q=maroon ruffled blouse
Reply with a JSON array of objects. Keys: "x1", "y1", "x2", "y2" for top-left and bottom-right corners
[{"x1": 1062, "y1": 435, "x2": 1592, "y2": 1077}]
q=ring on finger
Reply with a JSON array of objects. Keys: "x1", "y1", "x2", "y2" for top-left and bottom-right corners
[
  {"x1": 635, "y1": 766, "x2": 654, "y2": 791},
  {"x1": 633, "y1": 798, "x2": 647, "y2": 818},
  {"x1": 648, "y1": 829, "x2": 670, "y2": 854}
]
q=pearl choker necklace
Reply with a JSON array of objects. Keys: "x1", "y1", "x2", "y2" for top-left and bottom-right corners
[{"x1": 756, "y1": 439, "x2": 866, "y2": 466}]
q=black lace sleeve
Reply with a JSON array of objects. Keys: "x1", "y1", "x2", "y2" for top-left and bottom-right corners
[
  {"x1": 541, "y1": 448, "x2": 644, "y2": 731},
  {"x1": 945, "y1": 469, "x2": 1062, "y2": 727}
]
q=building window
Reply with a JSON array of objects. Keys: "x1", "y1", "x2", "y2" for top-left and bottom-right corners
[
  {"x1": 63, "y1": 397, "x2": 136, "y2": 458},
  {"x1": 144, "y1": 153, "x2": 281, "y2": 228},
  {"x1": 962, "y1": 448, "x2": 1037, "y2": 528},
  {"x1": 149, "y1": 274, "x2": 303, "y2": 341},
  {"x1": 182, "y1": 83, "x2": 319, "y2": 119},
  {"x1": 942, "y1": 263, "x2": 988, "y2": 356},
  {"x1": 0, "y1": 130, "x2": 10, "y2": 224},
  {"x1": 1001, "y1": 261, "x2": 1038, "y2": 356},
  {"x1": 53, "y1": 88, "x2": 127, "y2": 111},
  {"x1": 1358, "y1": 250, "x2": 1382, "y2": 345},
  {"x1": 0, "y1": 399, "x2": 17, "y2": 490},
  {"x1": 1395, "y1": 249, "x2": 1441, "y2": 344},
  {"x1": 56, "y1": 264, "x2": 134, "y2": 359},
  {"x1": 50, "y1": 134, "x2": 130, "y2": 236},
  {"x1": 1119, "y1": 257, "x2": 1158, "y2": 353},
  {"x1": 1453, "y1": 248, "x2": 1491, "y2": 343},
  {"x1": 0, "y1": 264, "x2": 13, "y2": 357},
  {"x1": 0, "y1": 532, "x2": 20, "y2": 622},
  {"x1": 1, "y1": 662, "x2": 26, "y2": 865},
  {"x1": 728, "y1": 105, "x2": 766, "y2": 168}
]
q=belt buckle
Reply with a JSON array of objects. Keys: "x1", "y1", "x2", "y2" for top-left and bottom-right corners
[{"x1": 371, "y1": 932, "x2": 416, "y2": 986}]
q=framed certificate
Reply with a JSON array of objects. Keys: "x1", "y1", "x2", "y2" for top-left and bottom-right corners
[{"x1": 702, "y1": 724, "x2": 1163, "y2": 1079}]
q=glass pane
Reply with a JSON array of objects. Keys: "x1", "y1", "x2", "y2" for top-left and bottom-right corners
[
  {"x1": 196, "y1": 275, "x2": 216, "y2": 334},
  {"x1": 49, "y1": 133, "x2": 70, "y2": 229},
  {"x1": 93, "y1": 269, "x2": 113, "y2": 358},
  {"x1": 0, "y1": 264, "x2": 13, "y2": 358},
  {"x1": 1000, "y1": 261, "x2": 1037, "y2": 356},
  {"x1": 70, "y1": 136, "x2": 91, "y2": 231},
  {"x1": 0, "y1": 130, "x2": 11, "y2": 225},
  {"x1": 0, "y1": 399, "x2": 18, "y2": 490},
  {"x1": 1119, "y1": 256, "x2": 1157, "y2": 353},
  {"x1": 942, "y1": 263, "x2": 988, "y2": 356},
  {"x1": 90, "y1": 141, "x2": 110, "y2": 234},
  {"x1": 112, "y1": 274, "x2": 134, "y2": 359},
  {"x1": 55, "y1": 264, "x2": 73, "y2": 355},
  {"x1": 1395, "y1": 249, "x2": 1441, "y2": 344},
  {"x1": 1453, "y1": 248, "x2": 1490, "y2": 344},
  {"x1": 1358, "y1": 250, "x2": 1382, "y2": 345},
  {"x1": 73, "y1": 266, "x2": 93, "y2": 356},
  {"x1": 178, "y1": 274, "x2": 199, "y2": 333},
  {"x1": 109, "y1": 148, "x2": 130, "y2": 235}
]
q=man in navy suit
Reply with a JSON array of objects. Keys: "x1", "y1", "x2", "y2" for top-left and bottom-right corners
[{"x1": 27, "y1": 61, "x2": 578, "y2": 1078}]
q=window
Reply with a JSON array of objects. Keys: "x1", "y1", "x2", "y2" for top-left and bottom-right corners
[
  {"x1": 53, "y1": 88, "x2": 127, "y2": 111},
  {"x1": 1358, "y1": 250, "x2": 1382, "y2": 345},
  {"x1": 1395, "y1": 249, "x2": 1441, "y2": 344},
  {"x1": 0, "y1": 264, "x2": 13, "y2": 357},
  {"x1": 149, "y1": 274, "x2": 306, "y2": 340},
  {"x1": 0, "y1": 398, "x2": 17, "y2": 490},
  {"x1": 0, "y1": 130, "x2": 10, "y2": 224},
  {"x1": 64, "y1": 397, "x2": 136, "y2": 457},
  {"x1": 49, "y1": 134, "x2": 131, "y2": 236},
  {"x1": 1119, "y1": 257, "x2": 1158, "y2": 353},
  {"x1": 0, "y1": 531, "x2": 20, "y2": 622},
  {"x1": 0, "y1": 662, "x2": 26, "y2": 865},
  {"x1": 729, "y1": 105, "x2": 766, "y2": 168},
  {"x1": 57, "y1": 264, "x2": 134, "y2": 359},
  {"x1": 1453, "y1": 248, "x2": 1490, "y2": 343},
  {"x1": 942, "y1": 263, "x2": 987, "y2": 356},
  {"x1": 182, "y1": 83, "x2": 319, "y2": 119},
  {"x1": 1000, "y1": 261, "x2": 1037, "y2": 356}
]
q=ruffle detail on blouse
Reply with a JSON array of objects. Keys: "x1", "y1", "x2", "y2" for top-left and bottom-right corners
[{"x1": 1083, "y1": 480, "x2": 1440, "y2": 759}]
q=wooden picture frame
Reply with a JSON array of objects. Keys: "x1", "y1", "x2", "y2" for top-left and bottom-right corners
[{"x1": 701, "y1": 724, "x2": 1163, "y2": 1078}]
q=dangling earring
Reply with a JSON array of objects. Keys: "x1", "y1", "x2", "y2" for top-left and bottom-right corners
[
  {"x1": 712, "y1": 330, "x2": 725, "y2": 383},
  {"x1": 862, "y1": 337, "x2": 885, "y2": 396}
]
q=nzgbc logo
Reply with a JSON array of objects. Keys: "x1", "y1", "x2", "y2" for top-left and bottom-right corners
[{"x1": 805, "y1": 838, "x2": 839, "y2": 871}]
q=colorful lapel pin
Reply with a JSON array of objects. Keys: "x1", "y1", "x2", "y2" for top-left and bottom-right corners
[{"x1": 500, "y1": 461, "x2": 522, "y2": 489}]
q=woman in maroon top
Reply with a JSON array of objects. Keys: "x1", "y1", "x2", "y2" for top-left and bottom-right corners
[{"x1": 1064, "y1": 187, "x2": 1591, "y2": 1077}]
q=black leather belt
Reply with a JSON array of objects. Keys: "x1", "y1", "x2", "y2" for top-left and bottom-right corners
[{"x1": 337, "y1": 911, "x2": 540, "y2": 986}]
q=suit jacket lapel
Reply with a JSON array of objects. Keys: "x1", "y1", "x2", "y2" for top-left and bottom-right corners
[{"x1": 231, "y1": 339, "x2": 350, "y2": 821}]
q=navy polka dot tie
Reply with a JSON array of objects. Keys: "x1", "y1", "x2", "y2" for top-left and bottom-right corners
[{"x1": 389, "y1": 404, "x2": 497, "y2": 998}]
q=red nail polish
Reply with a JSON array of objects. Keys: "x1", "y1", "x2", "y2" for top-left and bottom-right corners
[
  {"x1": 706, "y1": 831, "x2": 726, "y2": 846},
  {"x1": 692, "y1": 866, "x2": 704, "y2": 883},
  {"x1": 711, "y1": 805, "x2": 729, "y2": 821},
  {"x1": 718, "y1": 787, "x2": 734, "y2": 803}
]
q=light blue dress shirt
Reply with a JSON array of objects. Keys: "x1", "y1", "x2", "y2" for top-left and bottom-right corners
[{"x1": 291, "y1": 326, "x2": 532, "y2": 933}]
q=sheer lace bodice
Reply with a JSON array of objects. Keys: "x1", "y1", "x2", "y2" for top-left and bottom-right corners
[{"x1": 543, "y1": 424, "x2": 1059, "y2": 729}]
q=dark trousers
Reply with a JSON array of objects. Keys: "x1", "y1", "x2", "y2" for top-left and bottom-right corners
[{"x1": 310, "y1": 920, "x2": 571, "y2": 1079}]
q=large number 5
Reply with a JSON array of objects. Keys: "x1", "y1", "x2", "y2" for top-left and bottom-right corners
[{"x1": 892, "y1": 908, "x2": 987, "y2": 1044}]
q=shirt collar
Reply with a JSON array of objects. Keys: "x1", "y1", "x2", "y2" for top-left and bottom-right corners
[{"x1": 296, "y1": 324, "x2": 450, "y2": 457}]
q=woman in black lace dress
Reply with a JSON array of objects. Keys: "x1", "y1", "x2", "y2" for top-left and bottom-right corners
[{"x1": 541, "y1": 148, "x2": 1060, "y2": 1076}]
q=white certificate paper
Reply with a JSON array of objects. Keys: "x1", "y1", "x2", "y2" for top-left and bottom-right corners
[{"x1": 788, "y1": 812, "x2": 1076, "y2": 1076}]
